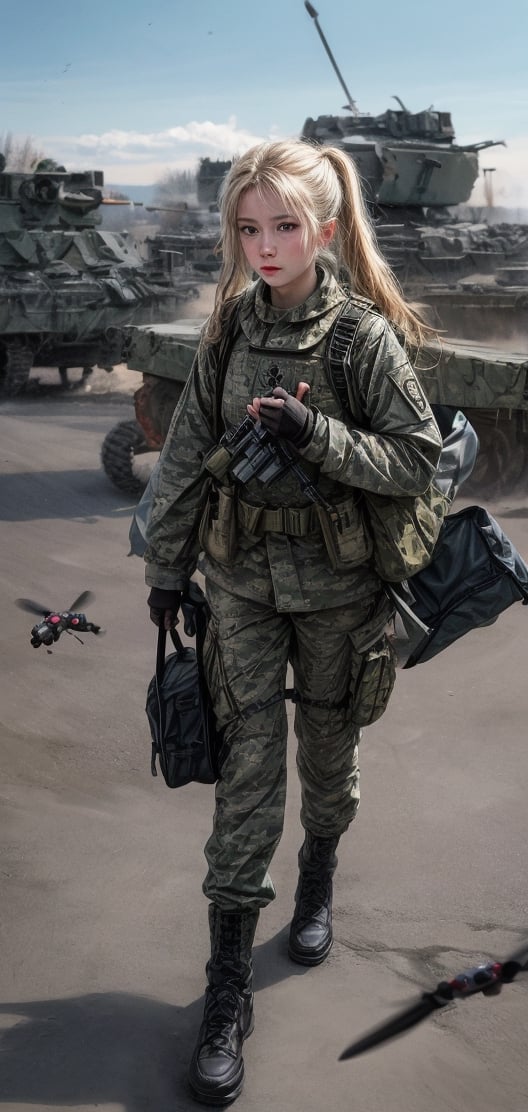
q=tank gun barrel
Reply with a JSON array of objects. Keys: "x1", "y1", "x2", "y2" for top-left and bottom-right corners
[
  {"x1": 100, "y1": 201, "x2": 190, "y2": 212},
  {"x1": 144, "y1": 204, "x2": 189, "y2": 213},
  {"x1": 465, "y1": 140, "x2": 506, "y2": 152},
  {"x1": 304, "y1": 2, "x2": 358, "y2": 116}
]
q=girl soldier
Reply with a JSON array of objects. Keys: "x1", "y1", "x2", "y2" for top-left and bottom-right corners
[{"x1": 145, "y1": 139, "x2": 442, "y2": 1105}]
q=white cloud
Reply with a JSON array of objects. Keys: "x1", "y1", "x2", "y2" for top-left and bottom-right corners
[{"x1": 41, "y1": 116, "x2": 273, "y2": 183}]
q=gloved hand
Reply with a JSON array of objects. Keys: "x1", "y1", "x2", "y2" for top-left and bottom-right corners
[
  {"x1": 181, "y1": 590, "x2": 199, "y2": 636},
  {"x1": 258, "y1": 386, "x2": 315, "y2": 448},
  {"x1": 147, "y1": 587, "x2": 182, "y2": 630}
]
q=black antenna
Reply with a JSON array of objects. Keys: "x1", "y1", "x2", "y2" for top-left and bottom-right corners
[{"x1": 304, "y1": 3, "x2": 358, "y2": 115}]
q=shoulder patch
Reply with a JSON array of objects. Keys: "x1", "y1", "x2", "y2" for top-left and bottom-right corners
[
  {"x1": 388, "y1": 371, "x2": 430, "y2": 417},
  {"x1": 403, "y1": 376, "x2": 428, "y2": 414}
]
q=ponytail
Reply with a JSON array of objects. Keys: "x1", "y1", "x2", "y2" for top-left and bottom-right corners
[
  {"x1": 320, "y1": 146, "x2": 432, "y2": 347},
  {"x1": 203, "y1": 139, "x2": 434, "y2": 349}
]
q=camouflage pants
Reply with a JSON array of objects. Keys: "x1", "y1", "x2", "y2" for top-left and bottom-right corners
[{"x1": 202, "y1": 580, "x2": 395, "y2": 911}]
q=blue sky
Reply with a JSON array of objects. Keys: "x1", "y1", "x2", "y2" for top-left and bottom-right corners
[{"x1": 2, "y1": 0, "x2": 527, "y2": 205}]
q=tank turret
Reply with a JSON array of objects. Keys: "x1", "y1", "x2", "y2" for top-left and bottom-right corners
[
  {"x1": 302, "y1": 2, "x2": 528, "y2": 344},
  {"x1": 302, "y1": 1, "x2": 501, "y2": 210},
  {"x1": 301, "y1": 107, "x2": 496, "y2": 209},
  {"x1": 0, "y1": 162, "x2": 200, "y2": 395}
]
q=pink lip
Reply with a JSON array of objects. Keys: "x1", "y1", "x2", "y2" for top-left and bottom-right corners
[{"x1": 261, "y1": 266, "x2": 280, "y2": 274}]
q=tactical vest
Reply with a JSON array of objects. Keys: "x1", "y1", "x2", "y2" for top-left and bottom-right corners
[{"x1": 204, "y1": 294, "x2": 379, "y2": 564}]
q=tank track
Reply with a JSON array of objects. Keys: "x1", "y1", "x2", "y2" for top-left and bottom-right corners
[{"x1": 0, "y1": 341, "x2": 34, "y2": 397}]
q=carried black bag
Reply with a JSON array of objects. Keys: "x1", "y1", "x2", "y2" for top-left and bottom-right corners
[
  {"x1": 388, "y1": 505, "x2": 528, "y2": 668},
  {"x1": 146, "y1": 588, "x2": 220, "y2": 787}
]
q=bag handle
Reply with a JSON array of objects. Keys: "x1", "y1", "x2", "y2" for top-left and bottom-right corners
[
  {"x1": 155, "y1": 624, "x2": 185, "y2": 686},
  {"x1": 154, "y1": 592, "x2": 211, "y2": 689},
  {"x1": 151, "y1": 625, "x2": 189, "y2": 776}
]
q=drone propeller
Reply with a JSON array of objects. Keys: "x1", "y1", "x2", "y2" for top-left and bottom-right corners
[
  {"x1": 339, "y1": 995, "x2": 441, "y2": 1060},
  {"x1": 15, "y1": 597, "x2": 53, "y2": 617},
  {"x1": 15, "y1": 590, "x2": 95, "y2": 617},
  {"x1": 340, "y1": 941, "x2": 528, "y2": 1061},
  {"x1": 68, "y1": 590, "x2": 94, "y2": 612}
]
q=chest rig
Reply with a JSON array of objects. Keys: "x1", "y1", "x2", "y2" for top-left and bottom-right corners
[
  {"x1": 215, "y1": 293, "x2": 376, "y2": 433},
  {"x1": 205, "y1": 295, "x2": 378, "y2": 546}
]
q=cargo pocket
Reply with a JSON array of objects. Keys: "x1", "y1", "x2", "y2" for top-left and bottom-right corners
[
  {"x1": 198, "y1": 481, "x2": 238, "y2": 565},
  {"x1": 202, "y1": 617, "x2": 239, "y2": 730},
  {"x1": 316, "y1": 494, "x2": 373, "y2": 571},
  {"x1": 349, "y1": 635, "x2": 396, "y2": 726}
]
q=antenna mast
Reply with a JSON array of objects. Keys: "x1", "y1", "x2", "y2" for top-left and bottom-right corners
[{"x1": 304, "y1": 2, "x2": 359, "y2": 115}]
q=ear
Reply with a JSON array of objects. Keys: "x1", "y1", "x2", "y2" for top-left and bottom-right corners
[{"x1": 319, "y1": 219, "x2": 336, "y2": 247}]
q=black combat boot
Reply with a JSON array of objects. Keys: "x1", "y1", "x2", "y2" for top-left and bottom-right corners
[
  {"x1": 188, "y1": 904, "x2": 259, "y2": 1106},
  {"x1": 288, "y1": 831, "x2": 339, "y2": 966}
]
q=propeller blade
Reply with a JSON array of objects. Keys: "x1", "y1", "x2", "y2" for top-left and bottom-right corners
[
  {"x1": 340, "y1": 996, "x2": 438, "y2": 1060},
  {"x1": 69, "y1": 590, "x2": 94, "y2": 612},
  {"x1": 15, "y1": 597, "x2": 51, "y2": 617},
  {"x1": 501, "y1": 941, "x2": 528, "y2": 979},
  {"x1": 340, "y1": 940, "x2": 528, "y2": 1063}
]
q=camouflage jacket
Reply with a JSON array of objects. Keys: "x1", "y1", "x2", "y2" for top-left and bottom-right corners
[{"x1": 144, "y1": 266, "x2": 442, "y2": 612}]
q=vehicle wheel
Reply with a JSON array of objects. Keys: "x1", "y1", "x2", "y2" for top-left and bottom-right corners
[
  {"x1": 101, "y1": 419, "x2": 154, "y2": 497},
  {"x1": 464, "y1": 409, "x2": 527, "y2": 498},
  {"x1": 0, "y1": 340, "x2": 34, "y2": 397}
]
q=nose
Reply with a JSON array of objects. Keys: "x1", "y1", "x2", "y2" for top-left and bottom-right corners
[{"x1": 259, "y1": 236, "x2": 276, "y2": 257}]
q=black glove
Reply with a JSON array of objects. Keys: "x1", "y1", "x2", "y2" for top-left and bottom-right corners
[
  {"x1": 258, "y1": 387, "x2": 315, "y2": 448},
  {"x1": 181, "y1": 592, "x2": 199, "y2": 636},
  {"x1": 147, "y1": 587, "x2": 182, "y2": 629},
  {"x1": 182, "y1": 580, "x2": 210, "y2": 637}
]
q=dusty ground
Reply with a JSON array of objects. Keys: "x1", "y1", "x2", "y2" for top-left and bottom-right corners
[{"x1": 0, "y1": 381, "x2": 527, "y2": 1112}]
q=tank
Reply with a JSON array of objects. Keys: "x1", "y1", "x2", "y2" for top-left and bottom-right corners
[
  {"x1": 141, "y1": 160, "x2": 223, "y2": 286},
  {"x1": 145, "y1": 229, "x2": 220, "y2": 283},
  {"x1": 0, "y1": 154, "x2": 201, "y2": 396},
  {"x1": 301, "y1": 2, "x2": 528, "y2": 346},
  {"x1": 100, "y1": 318, "x2": 528, "y2": 500}
]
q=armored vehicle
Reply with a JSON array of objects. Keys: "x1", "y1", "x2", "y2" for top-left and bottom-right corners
[
  {"x1": 142, "y1": 159, "x2": 223, "y2": 285},
  {"x1": 100, "y1": 318, "x2": 528, "y2": 500},
  {"x1": 302, "y1": 2, "x2": 528, "y2": 343},
  {"x1": 0, "y1": 155, "x2": 200, "y2": 396},
  {"x1": 145, "y1": 229, "x2": 220, "y2": 283}
]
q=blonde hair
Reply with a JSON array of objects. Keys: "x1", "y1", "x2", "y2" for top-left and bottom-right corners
[{"x1": 205, "y1": 138, "x2": 432, "y2": 347}]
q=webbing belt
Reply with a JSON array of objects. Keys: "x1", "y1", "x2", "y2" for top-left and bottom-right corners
[{"x1": 237, "y1": 496, "x2": 320, "y2": 537}]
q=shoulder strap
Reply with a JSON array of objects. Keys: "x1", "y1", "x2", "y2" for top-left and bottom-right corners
[
  {"x1": 326, "y1": 295, "x2": 375, "y2": 418},
  {"x1": 212, "y1": 299, "x2": 242, "y2": 438}
]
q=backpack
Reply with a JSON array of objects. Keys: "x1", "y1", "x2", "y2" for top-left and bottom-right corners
[
  {"x1": 388, "y1": 505, "x2": 528, "y2": 668},
  {"x1": 326, "y1": 296, "x2": 449, "y2": 581},
  {"x1": 326, "y1": 297, "x2": 528, "y2": 666}
]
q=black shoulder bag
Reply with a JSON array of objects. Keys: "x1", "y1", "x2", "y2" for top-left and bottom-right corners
[
  {"x1": 388, "y1": 505, "x2": 528, "y2": 667},
  {"x1": 146, "y1": 584, "x2": 221, "y2": 787},
  {"x1": 142, "y1": 307, "x2": 243, "y2": 787}
]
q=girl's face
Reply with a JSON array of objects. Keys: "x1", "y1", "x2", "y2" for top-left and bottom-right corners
[{"x1": 236, "y1": 186, "x2": 334, "y2": 309}]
